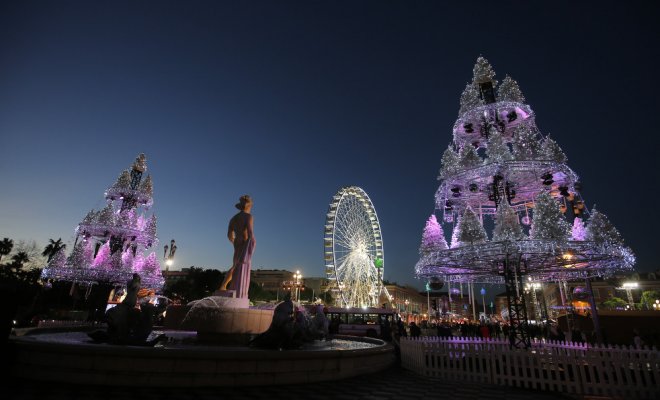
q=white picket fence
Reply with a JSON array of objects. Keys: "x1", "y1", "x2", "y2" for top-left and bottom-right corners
[
  {"x1": 36, "y1": 320, "x2": 101, "y2": 329},
  {"x1": 401, "y1": 336, "x2": 660, "y2": 399}
]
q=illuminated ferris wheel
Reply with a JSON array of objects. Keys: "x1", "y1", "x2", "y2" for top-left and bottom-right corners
[{"x1": 324, "y1": 186, "x2": 384, "y2": 308}]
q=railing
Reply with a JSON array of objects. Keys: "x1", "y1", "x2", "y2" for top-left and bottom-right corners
[
  {"x1": 36, "y1": 320, "x2": 102, "y2": 329},
  {"x1": 401, "y1": 336, "x2": 660, "y2": 399}
]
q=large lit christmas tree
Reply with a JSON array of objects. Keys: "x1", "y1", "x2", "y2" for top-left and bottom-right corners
[
  {"x1": 42, "y1": 154, "x2": 164, "y2": 289},
  {"x1": 416, "y1": 57, "x2": 634, "y2": 348}
]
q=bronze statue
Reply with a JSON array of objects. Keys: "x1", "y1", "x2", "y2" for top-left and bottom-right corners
[
  {"x1": 90, "y1": 273, "x2": 166, "y2": 346},
  {"x1": 219, "y1": 195, "x2": 255, "y2": 299}
]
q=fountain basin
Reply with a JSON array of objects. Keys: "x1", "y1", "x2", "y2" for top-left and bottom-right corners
[
  {"x1": 9, "y1": 328, "x2": 395, "y2": 387},
  {"x1": 166, "y1": 303, "x2": 275, "y2": 344}
]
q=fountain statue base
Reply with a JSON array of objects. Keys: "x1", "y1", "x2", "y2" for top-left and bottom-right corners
[{"x1": 174, "y1": 296, "x2": 272, "y2": 344}]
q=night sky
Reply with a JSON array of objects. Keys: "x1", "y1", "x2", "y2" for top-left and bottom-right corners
[{"x1": 1, "y1": 1, "x2": 659, "y2": 290}]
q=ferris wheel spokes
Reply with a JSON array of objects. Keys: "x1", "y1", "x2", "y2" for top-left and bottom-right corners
[{"x1": 324, "y1": 186, "x2": 384, "y2": 308}]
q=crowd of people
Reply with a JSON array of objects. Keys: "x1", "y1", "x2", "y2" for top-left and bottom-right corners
[{"x1": 379, "y1": 317, "x2": 604, "y2": 346}]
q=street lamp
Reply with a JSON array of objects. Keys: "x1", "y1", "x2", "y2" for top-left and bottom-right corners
[
  {"x1": 525, "y1": 281, "x2": 543, "y2": 322},
  {"x1": 619, "y1": 281, "x2": 638, "y2": 308},
  {"x1": 163, "y1": 239, "x2": 177, "y2": 271},
  {"x1": 404, "y1": 299, "x2": 410, "y2": 323},
  {"x1": 293, "y1": 270, "x2": 303, "y2": 302},
  {"x1": 480, "y1": 287, "x2": 486, "y2": 318}
]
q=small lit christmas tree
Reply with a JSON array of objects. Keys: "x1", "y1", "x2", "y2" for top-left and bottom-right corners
[
  {"x1": 512, "y1": 124, "x2": 541, "y2": 160},
  {"x1": 485, "y1": 130, "x2": 513, "y2": 164},
  {"x1": 472, "y1": 56, "x2": 496, "y2": 85},
  {"x1": 439, "y1": 145, "x2": 460, "y2": 179},
  {"x1": 419, "y1": 215, "x2": 448, "y2": 255},
  {"x1": 586, "y1": 209, "x2": 623, "y2": 246},
  {"x1": 47, "y1": 248, "x2": 67, "y2": 270},
  {"x1": 530, "y1": 191, "x2": 571, "y2": 241},
  {"x1": 459, "y1": 144, "x2": 481, "y2": 168},
  {"x1": 450, "y1": 217, "x2": 461, "y2": 248},
  {"x1": 458, "y1": 207, "x2": 488, "y2": 245},
  {"x1": 492, "y1": 202, "x2": 525, "y2": 241},
  {"x1": 497, "y1": 75, "x2": 525, "y2": 103},
  {"x1": 459, "y1": 83, "x2": 482, "y2": 115},
  {"x1": 571, "y1": 216, "x2": 587, "y2": 241},
  {"x1": 540, "y1": 136, "x2": 567, "y2": 163}
]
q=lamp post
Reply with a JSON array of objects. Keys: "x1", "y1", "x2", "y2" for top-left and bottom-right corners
[
  {"x1": 163, "y1": 239, "x2": 177, "y2": 272},
  {"x1": 293, "y1": 270, "x2": 303, "y2": 302},
  {"x1": 480, "y1": 287, "x2": 486, "y2": 318},
  {"x1": 404, "y1": 299, "x2": 410, "y2": 323},
  {"x1": 620, "y1": 282, "x2": 638, "y2": 308},
  {"x1": 525, "y1": 281, "x2": 543, "y2": 323}
]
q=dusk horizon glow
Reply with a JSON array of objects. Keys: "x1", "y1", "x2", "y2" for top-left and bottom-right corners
[{"x1": 2, "y1": 1, "x2": 659, "y2": 290}]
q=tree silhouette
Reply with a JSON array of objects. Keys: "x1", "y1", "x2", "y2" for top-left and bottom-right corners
[
  {"x1": 0, "y1": 237, "x2": 13, "y2": 262},
  {"x1": 8, "y1": 251, "x2": 30, "y2": 273},
  {"x1": 42, "y1": 238, "x2": 66, "y2": 262}
]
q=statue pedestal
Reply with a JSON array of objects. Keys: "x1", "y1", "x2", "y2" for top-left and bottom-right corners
[
  {"x1": 179, "y1": 296, "x2": 273, "y2": 344},
  {"x1": 212, "y1": 289, "x2": 238, "y2": 299}
]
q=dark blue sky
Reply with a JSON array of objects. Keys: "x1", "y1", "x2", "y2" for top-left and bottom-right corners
[{"x1": 1, "y1": 1, "x2": 659, "y2": 289}]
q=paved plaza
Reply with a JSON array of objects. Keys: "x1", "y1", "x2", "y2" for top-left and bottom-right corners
[{"x1": 7, "y1": 366, "x2": 575, "y2": 400}]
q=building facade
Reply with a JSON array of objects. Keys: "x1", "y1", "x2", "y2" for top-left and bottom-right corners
[{"x1": 384, "y1": 284, "x2": 427, "y2": 324}]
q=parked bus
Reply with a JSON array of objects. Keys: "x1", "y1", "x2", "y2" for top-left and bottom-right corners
[{"x1": 324, "y1": 306, "x2": 397, "y2": 337}]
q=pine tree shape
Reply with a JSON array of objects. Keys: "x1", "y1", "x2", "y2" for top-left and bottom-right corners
[
  {"x1": 97, "y1": 204, "x2": 115, "y2": 226},
  {"x1": 132, "y1": 253, "x2": 145, "y2": 274},
  {"x1": 82, "y1": 239, "x2": 95, "y2": 261},
  {"x1": 110, "y1": 250, "x2": 123, "y2": 270},
  {"x1": 114, "y1": 170, "x2": 131, "y2": 188},
  {"x1": 459, "y1": 144, "x2": 481, "y2": 168},
  {"x1": 458, "y1": 207, "x2": 488, "y2": 245},
  {"x1": 419, "y1": 215, "x2": 448, "y2": 254},
  {"x1": 68, "y1": 241, "x2": 92, "y2": 269},
  {"x1": 140, "y1": 174, "x2": 153, "y2": 196},
  {"x1": 439, "y1": 145, "x2": 460, "y2": 179},
  {"x1": 118, "y1": 209, "x2": 132, "y2": 228},
  {"x1": 122, "y1": 247, "x2": 134, "y2": 268},
  {"x1": 92, "y1": 241, "x2": 111, "y2": 268},
  {"x1": 139, "y1": 252, "x2": 163, "y2": 285},
  {"x1": 82, "y1": 209, "x2": 98, "y2": 225},
  {"x1": 485, "y1": 130, "x2": 513, "y2": 164},
  {"x1": 540, "y1": 136, "x2": 567, "y2": 163},
  {"x1": 472, "y1": 56, "x2": 496, "y2": 84},
  {"x1": 459, "y1": 83, "x2": 482, "y2": 115},
  {"x1": 450, "y1": 216, "x2": 461, "y2": 248},
  {"x1": 512, "y1": 124, "x2": 541, "y2": 160},
  {"x1": 47, "y1": 248, "x2": 67, "y2": 269},
  {"x1": 136, "y1": 214, "x2": 147, "y2": 231},
  {"x1": 571, "y1": 217, "x2": 587, "y2": 241},
  {"x1": 530, "y1": 191, "x2": 571, "y2": 241},
  {"x1": 492, "y1": 202, "x2": 525, "y2": 241},
  {"x1": 146, "y1": 215, "x2": 157, "y2": 239},
  {"x1": 497, "y1": 75, "x2": 525, "y2": 103},
  {"x1": 585, "y1": 209, "x2": 623, "y2": 245}
]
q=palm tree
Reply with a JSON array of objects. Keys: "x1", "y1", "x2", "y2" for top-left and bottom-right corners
[
  {"x1": 0, "y1": 237, "x2": 13, "y2": 262},
  {"x1": 42, "y1": 238, "x2": 66, "y2": 262},
  {"x1": 9, "y1": 251, "x2": 29, "y2": 273}
]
